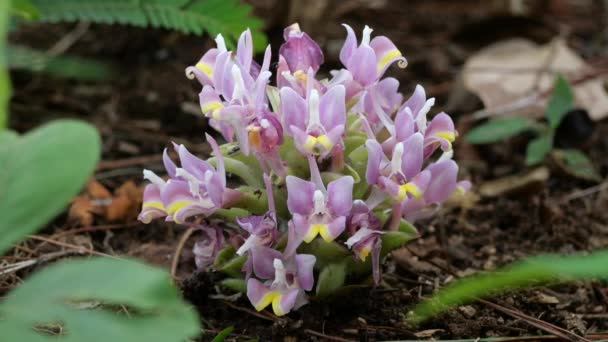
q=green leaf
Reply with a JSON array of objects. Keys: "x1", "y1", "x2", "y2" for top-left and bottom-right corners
[
  {"x1": 466, "y1": 117, "x2": 535, "y2": 144},
  {"x1": 410, "y1": 249, "x2": 608, "y2": 325},
  {"x1": 525, "y1": 132, "x2": 553, "y2": 166},
  {"x1": 220, "y1": 278, "x2": 246, "y2": 293},
  {"x1": 298, "y1": 238, "x2": 350, "y2": 270},
  {"x1": 0, "y1": 120, "x2": 100, "y2": 253},
  {"x1": 8, "y1": 44, "x2": 116, "y2": 81},
  {"x1": 545, "y1": 74, "x2": 574, "y2": 128},
  {"x1": 381, "y1": 230, "x2": 419, "y2": 257},
  {"x1": 0, "y1": 0, "x2": 10, "y2": 130},
  {"x1": 29, "y1": 0, "x2": 267, "y2": 52},
  {"x1": 219, "y1": 255, "x2": 247, "y2": 278},
  {"x1": 0, "y1": 257, "x2": 200, "y2": 341},
  {"x1": 552, "y1": 149, "x2": 602, "y2": 182},
  {"x1": 10, "y1": 0, "x2": 40, "y2": 20},
  {"x1": 211, "y1": 326, "x2": 234, "y2": 342},
  {"x1": 213, "y1": 246, "x2": 236, "y2": 269},
  {"x1": 316, "y1": 261, "x2": 347, "y2": 297}
]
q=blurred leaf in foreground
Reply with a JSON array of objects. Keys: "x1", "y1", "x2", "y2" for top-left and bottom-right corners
[
  {"x1": 525, "y1": 132, "x2": 553, "y2": 166},
  {"x1": 0, "y1": 257, "x2": 200, "y2": 342},
  {"x1": 545, "y1": 75, "x2": 574, "y2": 129},
  {"x1": 552, "y1": 149, "x2": 602, "y2": 182},
  {"x1": 410, "y1": 249, "x2": 608, "y2": 325},
  {"x1": 0, "y1": 120, "x2": 100, "y2": 253},
  {"x1": 0, "y1": 0, "x2": 9, "y2": 129}
]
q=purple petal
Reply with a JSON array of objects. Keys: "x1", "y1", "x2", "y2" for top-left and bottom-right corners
[
  {"x1": 275, "y1": 288, "x2": 299, "y2": 316},
  {"x1": 251, "y1": 246, "x2": 283, "y2": 280},
  {"x1": 319, "y1": 85, "x2": 346, "y2": 130},
  {"x1": 321, "y1": 216, "x2": 346, "y2": 242},
  {"x1": 371, "y1": 237, "x2": 382, "y2": 285},
  {"x1": 346, "y1": 45, "x2": 378, "y2": 87},
  {"x1": 138, "y1": 184, "x2": 166, "y2": 223},
  {"x1": 369, "y1": 35, "x2": 406, "y2": 77},
  {"x1": 401, "y1": 133, "x2": 424, "y2": 180},
  {"x1": 394, "y1": 108, "x2": 415, "y2": 142},
  {"x1": 365, "y1": 139, "x2": 384, "y2": 185},
  {"x1": 295, "y1": 254, "x2": 316, "y2": 291},
  {"x1": 176, "y1": 144, "x2": 213, "y2": 180},
  {"x1": 280, "y1": 87, "x2": 307, "y2": 135},
  {"x1": 425, "y1": 160, "x2": 458, "y2": 204},
  {"x1": 286, "y1": 176, "x2": 315, "y2": 215},
  {"x1": 162, "y1": 148, "x2": 176, "y2": 178},
  {"x1": 339, "y1": 24, "x2": 358, "y2": 67},
  {"x1": 236, "y1": 29, "x2": 253, "y2": 73},
  {"x1": 199, "y1": 86, "x2": 223, "y2": 117},
  {"x1": 327, "y1": 176, "x2": 354, "y2": 216},
  {"x1": 284, "y1": 220, "x2": 304, "y2": 257},
  {"x1": 401, "y1": 84, "x2": 426, "y2": 117},
  {"x1": 206, "y1": 133, "x2": 226, "y2": 187},
  {"x1": 247, "y1": 278, "x2": 272, "y2": 311}
]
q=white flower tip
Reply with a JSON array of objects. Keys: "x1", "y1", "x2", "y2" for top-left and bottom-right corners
[
  {"x1": 215, "y1": 34, "x2": 227, "y2": 52},
  {"x1": 362, "y1": 25, "x2": 373, "y2": 46}
]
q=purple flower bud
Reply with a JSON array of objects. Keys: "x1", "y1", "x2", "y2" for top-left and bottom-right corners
[
  {"x1": 279, "y1": 23, "x2": 324, "y2": 74},
  {"x1": 193, "y1": 225, "x2": 225, "y2": 270},
  {"x1": 345, "y1": 200, "x2": 384, "y2": 284}
]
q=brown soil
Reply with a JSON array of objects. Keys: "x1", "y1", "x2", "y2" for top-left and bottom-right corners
[{"x1": 4, "y1": 1, "x2": 608, "y2": 341}]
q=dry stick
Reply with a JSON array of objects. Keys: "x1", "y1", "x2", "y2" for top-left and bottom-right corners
[
  {"x1": 46, "y1": 21, "x2": 90, "y2": 56},
  {"x1": 304, "y1": 329, "x2": 357, "y2": 342},
  {"x1": 560, "y1": 181, "x2": 608, "y2": 203},
  {"x1": 405, "y1": 247, "x2": 590, "y2": 342},
  {"x1": 96, "y1": 154, "x2": 164, "y2": 171},
  {"x1": 171, "y1": 227, "x2": 196, "y2": 279},
  {"x1": 27, "y1": 235, "x2": 117, "y2": 259},
  {"x1": 478, "y1": 299, "x2": 591, "y2": 342},
  {"x1": 52, "y1": 222, "x2": 141, "y2": 238},
  {"x1": 220, "y1": 300, "x2": 277, "y2": 322},
  {"x1": 0, "y1": 250, "x2": 74, "y2": 276}
]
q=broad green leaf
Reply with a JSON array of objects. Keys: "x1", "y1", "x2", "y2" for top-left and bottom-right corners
[
  {"x1": 0, "y1": 257, "x2": 200, "y2": 341},
  {"x1": 525, "y1": 132, "x2": 553, "y2": 166},
  {"x1": 552, "y1": 149, "x2": 601, "y2": 182},
  {"x1": 8, "y1": 44, "x2": 116, "y2": 81},
  {"x1": 298, "y1": 238, "x2": 350, "y2": 270},
  {"x1": 410, "y1": 249, "x2": 608, "y2": 325},
  {"x1": 546, "y1": 75, "x2": 574, "y2": 128},
  {"x1": 211, "y1": 326, "x2": 234, "y2": 342},
  {"x1": 10, "y1": 0, "x2": 40, "y2": 20},
  {"x1": 316, "y1": 261, "x2": 347, "y2": 297},
  {"x1": 0, "y1": 0, "x2": 9, "y2": 130},
  {"x1": 0, "y1": 120, "x2": 100, "y2": 253},
  {"x1": 214, "y1": 246, "x2": 236, "y2": 269},
  {"x1": 466, "y1": 117, "x2": 535, "y2": 144}
]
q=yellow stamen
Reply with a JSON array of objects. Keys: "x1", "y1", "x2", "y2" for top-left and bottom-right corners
[
  {"x1": 195, "y1": 62, "x2": 214, "y2": 79},
  {"x1": 397, "y1": 183, "x2": 422, "y2": 202},
  {"x1": 248, "y1": 129, "x2": 262, "y2": 150},
  {"x1": 377, "y1": 49, "x2": 402, "y2": 72}
]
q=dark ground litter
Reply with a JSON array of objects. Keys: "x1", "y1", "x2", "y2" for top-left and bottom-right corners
[{"x1": 5, "y1": 0, "x2": 608, "y2": 341}]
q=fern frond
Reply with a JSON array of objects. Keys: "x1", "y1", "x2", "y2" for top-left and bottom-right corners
[
  {"x1": 8, "y1": 45, "x2": 116, "y2": 81},
  {"x1": 29, "y1": 0, "x2": 267, "y2": 52}
]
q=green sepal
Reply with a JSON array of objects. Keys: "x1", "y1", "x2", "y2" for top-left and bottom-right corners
[
  {"x1": 220, "y1": 278, "x2": 247, "y2": 293},
  {"x1": 381, "y1": 230, "x2": 419, "y2": 258},
  {"x1": 219, "y1": 255, "x2": 247, "y2": 278},
  {"x1": 298, "y1": 238, "x2": 350, "y2": 270},
  {"x1": 214, "y1": 246, "x2": 236, "y2": 269}
]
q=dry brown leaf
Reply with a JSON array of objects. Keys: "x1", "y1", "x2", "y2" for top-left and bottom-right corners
[
  {"x1": 86, "y1": 179, "x2": 112, "y2": 199},
  {"x1": 105, "y1": 181, "x2": 143, "y2": 221},
  {"x1": 105, "y1": 194, "x2": 132, "y2": 221},
  {"x1": 463, "y1": 38, "x2": 608, "y2": 121},
  {"x1": 68, "y1": 196, "x2": 95, "y2": 226}
]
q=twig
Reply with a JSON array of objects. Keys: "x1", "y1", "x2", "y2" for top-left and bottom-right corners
[
  {"x1": 0, "y1": 250, "x2": 74, "y2": 276},
  {"x1": 96, "y1": 154, "x2": 164, "y2": 171},
  {"x1": 304, "y1": 329, "x2": 357, "y2": 342},
  {"x1": 220, "y1": 300, "x2": 277, "y2": 322},
  {"x1": 560, "y1": 181, "x2": 608, "y2": 203},
  {"x1": 46, "y1": 22, "x2": 90, "y2": 56},
  {"x1": 27, "y1": 235, "x2": 117, "y2": 259},
  {"x1": 52, "y1": 222, "x2": 141, "y2": 238},
  {"x1": 171, "y1": 227, "x2": 196, "y2": 279},
  {"x1": 478, "y1": 299, "x2": 591, "y2": 342}
]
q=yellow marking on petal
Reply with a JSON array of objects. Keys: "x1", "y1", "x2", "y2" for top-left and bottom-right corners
[
  {"x1": 316, "y1": 135, "x2": 333, "y2": 151},
  {"x1": 304, "y1": 224, "x2": 324, "y2": 243},
  {"x1": 201, "y1": 102, "x2": 223, "y2": 115},
  {"x1": 248, "y1": 129, "x2": 262, "y2": 150},
  {"x1": 294, "y1": 70, "x2": 307, "y2": 83},
  {"x1": 304, "y1": 136, "x2": 318, "y2": 152},
  {"x1": 253, "y1": 291, "x2": 280, "y2": 312},
  {"x1": 166, "y1": 200, "x2": 195, "y2": 224},
  {"x1": 377, "y1": 49, "x2": 402, "y2": 72},
  {"x1": 271, "y1": 294, "x2": 287, "y2": 316},
  {"x1": 142, "y1": 201, "x2": 165, "y2": 211},
  {"x1": 318, "y1": 224, "x2": 335, "y2": 242},
  {"x1": 397, "y1": 183, "x2": 423, "y2": 202},
  {"x1": 436, "y1": 131, "x2": 456, "y2": 143},
  {"x1": 195, "y1": 62, "x2": 214, "y2": 79},
  {"x1": 359, "y1": 246, "x2": 372, "y2": 261}
]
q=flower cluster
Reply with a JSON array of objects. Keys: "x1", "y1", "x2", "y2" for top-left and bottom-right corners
[{"x1": 140, "y1": 23, "x2": 470, "y2": 316}]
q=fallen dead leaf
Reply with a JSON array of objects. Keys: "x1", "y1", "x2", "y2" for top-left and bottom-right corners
[
  {"x1": 479, "y1": 167, "x2": 550, "y2": 198},
  {"x1": 463, "y1": 38, "x2": 608, "y2": 121},
  {"x1": 68, "y1": 196, "x2": 95, "y2": 226},
  {"x1": 86, "y1": 179, "x2": 112, "y2": 199},
  {"x1": 414, "y1": 329, "x2": 445, "y2": 338}
]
